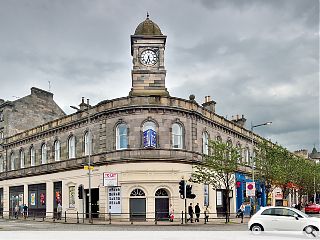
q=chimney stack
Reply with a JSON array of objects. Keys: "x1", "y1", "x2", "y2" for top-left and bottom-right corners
[
  {"x1": 231, "y1": 114, "x2": 246, "y2": 128},
  {"x1": 202, "y1": 95, "x2": 216, "y2": 113}
]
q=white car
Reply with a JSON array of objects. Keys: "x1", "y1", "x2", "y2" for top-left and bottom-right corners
[{"x1": 248, "y1": 206, "x2": 320, "y2": 235}]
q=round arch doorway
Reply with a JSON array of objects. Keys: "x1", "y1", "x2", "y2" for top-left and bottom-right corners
[
  {"x1": 130, "y1": 188, "x2": 146, "y2": 221},
  {"x1": 155, "y1": 188, "x2": 169, "y2": 220}
]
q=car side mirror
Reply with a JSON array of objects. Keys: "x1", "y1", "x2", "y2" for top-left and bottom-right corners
[{"x1": 293, "y1": 214, "x2": 299, "y2": 220}]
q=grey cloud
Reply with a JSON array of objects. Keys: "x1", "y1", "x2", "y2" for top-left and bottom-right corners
[{"x1": 0, "y1": 0, "x2": 318, "y2": 152}]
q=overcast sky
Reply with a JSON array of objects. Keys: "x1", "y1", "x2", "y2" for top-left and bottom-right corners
[{"x1": 0, "y1": 0, "x2": 319, "y2": 152}]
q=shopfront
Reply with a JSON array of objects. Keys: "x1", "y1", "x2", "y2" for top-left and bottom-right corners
[
  {"x1": 28, "y1": 183, "x2": 46, "y2": 217},
  {"x1": 9, "y1": 185, "x2": 24, "y2": 216},
  {"x1": 235, "y1": 172, "x2": 266, "y2": 214}
]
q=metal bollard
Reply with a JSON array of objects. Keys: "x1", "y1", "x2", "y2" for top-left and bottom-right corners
[
  {"x1": 204, "y1": 212, "x2": 207, "y2": 224},
  {"x1": 64, "y1": 211, "x2": 67, "y2": 223},
  {"x1": 77, "y1": 211, "x2": 79, "y2": 223},
  {"x1": 181, "y1": 211, "x2": 184, "y2": 224},
  {"x1": 109, "y1": 212, "x2": 111, "y2": 225},
  {"x1": 42, "y1": 212, "x2": 45, "y2": 221},
  {"x1": 33, "y1": 212, "x2": 35, "y2": 220},
  {"x1": 155, "y1": 211, "x2": 157, "y2": 225}
]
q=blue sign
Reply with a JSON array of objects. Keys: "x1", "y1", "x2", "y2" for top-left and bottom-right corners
[{"x1": 143, "y1": 129, "x2": 157, "y2": 148}]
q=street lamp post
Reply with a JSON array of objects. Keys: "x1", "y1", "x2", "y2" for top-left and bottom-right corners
[
  {"x1": 70, "y1": 98, "x2": 92, "y2": 223},
  {"x1": 251, "y1": 121, "x2": 272, "y2": 213},
  {"x1": 86, "y1": 99, "x2": 92, "y2": 224}
]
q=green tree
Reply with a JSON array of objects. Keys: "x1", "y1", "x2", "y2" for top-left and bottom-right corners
[
  {"x1": 191, "y1": 140, "x2": 241, "y2": 223},
  {"x1": 255, "y1": 139, "x2": 282, "y2": 205}
]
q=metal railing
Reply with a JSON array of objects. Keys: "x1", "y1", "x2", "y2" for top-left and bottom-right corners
[{"x1": 0, "y1": 210, "x2": 248, "y2": 225}]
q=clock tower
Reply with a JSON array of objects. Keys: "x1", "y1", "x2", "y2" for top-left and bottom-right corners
[{"x1": 129, "y1": 14, "x2": 169, "y2": 97}]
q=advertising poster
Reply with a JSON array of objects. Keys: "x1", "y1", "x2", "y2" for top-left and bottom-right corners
[
  {"x1": 40, "y1": 193, "x2": 45, "y2": 205},
  {"x1": 55, "y1": 191, "x2": 62, "y2": 204},
  {"x1": 103, "y1": 173, "x2": 118, "y2": 186},
  {"x1": 18, "y1": 193, "x2": 23, "y2": 206},
  {"x1": 30, "y1": 193, "x2": 36, "y2": 206},
  {"x1": 108, "y1": 186, "x2": 121, "y2": 214},
  {"x1": 69, "y1": 186, "x2": 75, "y2": 208}
]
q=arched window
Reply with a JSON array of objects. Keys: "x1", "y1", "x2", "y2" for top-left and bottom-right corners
[
  {"x1": 155, "y1": 189, "x2": 168, "y2": 197},
  {"x1": 30, "y1": 146, "x2": 35, "y2": 166},
  {"x1": 143, "y1": 121, "x2": 157, "y2": 148},
  {"x1": 68, "y1": 135, "x2": 76, "y2": 159},
  {"x1": 116, "y1": 123, "x2": 128, "y2": 150},
  {"x1": 202, "y1": 132, "x2": 209, "y2": 154},
  {"x1": 10, "y1": 152, "x2": 15, "y2": 170},
  {"x1": 84, "y1": 131, "x2": 91, "y2": 156},
  {"x1": 226, "y1": 140, "x2": 232, "y2": 160},
  {"x1": 20, "y1": 150, "x2": 25, "y2": 168},
  {"x1": 172, "y1": 123, "x2": 183, "y2": 149},
  {"x1": 244, "y1": 148, "x2": 250, "y2": 164},
  {"x1": 54, "y1": 140, "x2": 61, "y2": 161},
  {"x1": 41, "y1": 144, "x2": 47, "y2": 164},
  {"x1": 236, "y1": 143, "x2": 241, "y2": 163},
  {"x1": 0, "y1": 155, "x2": 3, "y2": 172},
  {"x1": 130, "y1": 188, "x2": 145, "y2": 197}
]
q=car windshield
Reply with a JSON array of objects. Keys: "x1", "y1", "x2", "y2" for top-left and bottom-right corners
[{"x1": 292, "y1": 208, "x2": 310, "y2": 218}]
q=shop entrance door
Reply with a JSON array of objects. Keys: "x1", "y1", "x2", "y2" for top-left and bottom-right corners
[
  {"x1": 85, "y1": 188, "x2": 99, "y2": 218},
  {"x1": 216, "y1": 189, "x2": 227, "y2": 217},
  {"x1": 130, "y1": 198, "x2": 146, "y2": 221}
]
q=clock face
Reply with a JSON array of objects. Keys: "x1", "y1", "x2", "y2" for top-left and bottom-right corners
[{"x1": 140, "y1": 50, "x2": 158, "y2": 66}]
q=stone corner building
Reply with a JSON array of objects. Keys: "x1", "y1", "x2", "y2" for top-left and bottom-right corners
[{"x1": 0, "y1": 16, "x2": 264, "y2": 220}]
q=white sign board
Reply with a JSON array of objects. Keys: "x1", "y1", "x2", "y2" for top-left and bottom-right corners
[
  {"x1": 108, "y1": 186, "x2": 121, "y2": 214},
  {"x1": 103, "y1": 172, "x2": 118, "y2": 186},
  {"x1": 246, "y1": 182, "x2": 256, "y2": 197}
]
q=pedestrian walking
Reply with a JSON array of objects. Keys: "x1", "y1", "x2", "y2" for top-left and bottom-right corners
[
  {"x1": 14, "y1": 205, "x2": 19, "y2": 219},
  {"x1": 187, "y1": 203, "x2": 194, "y2": 223},
  {"x1": 57, "y1": 203, "x2": 62, "y2": 220},
  {"x1": 195, "y1": 203, "x2": 200, "y2": 222},
  {"x1": 169, "y1": 204, "x2": 174, "y2": 222},
  {"x1": 249, "y1": 202, "x2": 254, "y2": 217},
  {"x1": 23, "y1": 204, "x2": 28, "y2": 219},
  {"x1": 239, "y1": 203, "x2": 245, "y2": 223},
  {"x1": 204, "y1": 206, "x2": 210, "y2": 223}
]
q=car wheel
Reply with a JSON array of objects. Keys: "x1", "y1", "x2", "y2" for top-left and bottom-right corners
[
  {"x1": 250, "y1": 224, "x2": 264, "y2": 232},
  {"x1": 304, "y1": 225, "x2": 319, "y2": 239}
]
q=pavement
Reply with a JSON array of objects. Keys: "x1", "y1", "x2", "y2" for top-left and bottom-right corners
[{"x1": 0, "y1": 215, "x2": 250, "y2": 231}]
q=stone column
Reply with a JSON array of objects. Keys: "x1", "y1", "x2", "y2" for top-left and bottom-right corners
[
  {"x1": 46, "y1": 181, "x2": 54, "y2": 218},
  {"x1": 99, "y1": 185, "x2": 107, "y2": 219},
  {"x1": 3, "y1": 186, "x2": 9, "y2": 217}
]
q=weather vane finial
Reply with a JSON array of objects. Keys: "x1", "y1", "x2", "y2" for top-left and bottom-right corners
[{"x1": 147, "y1": 12, "x2": 149, "y2": 18}]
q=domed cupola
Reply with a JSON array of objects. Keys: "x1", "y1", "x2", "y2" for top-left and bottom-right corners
[
  {"x1": 134, "y1": 13, "x2": 163, "y2": 36},
  {"x1": 130, "y1": 14, "x2": 169, "y2": 97}
]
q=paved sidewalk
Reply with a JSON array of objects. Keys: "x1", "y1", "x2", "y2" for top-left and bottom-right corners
[{"x1": 1, "y1": 215, "x2": 250, "y2": 226}]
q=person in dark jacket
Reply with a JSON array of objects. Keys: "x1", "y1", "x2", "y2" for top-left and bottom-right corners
[
  {"x1": 195, "y1": 203, "x2": 200, "y2": 222},
  {"x1": 188, "y1": 203, "x2": 194, "y2": 223}
]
